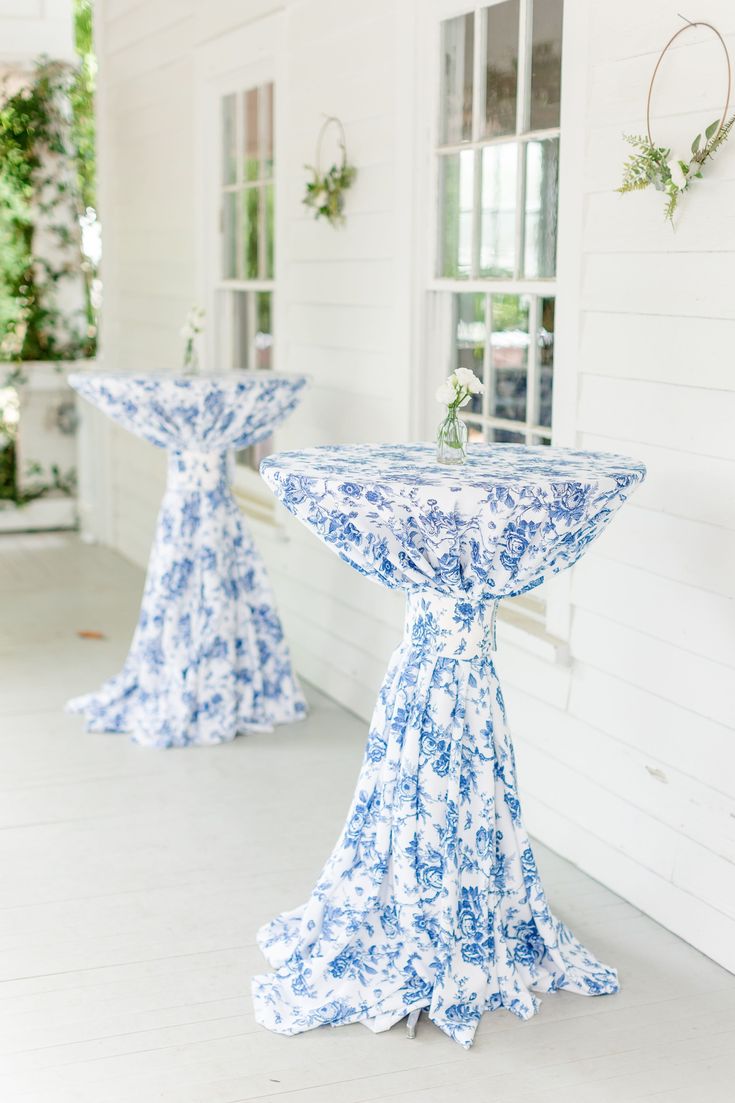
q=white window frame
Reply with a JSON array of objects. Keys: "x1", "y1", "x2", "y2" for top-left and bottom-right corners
[
  {"x1": 195, "y1": 14, "x2": 285, "y2": 526},
  {"x1": 417, "y1": 0, "x2": 586, "y2": 658}
]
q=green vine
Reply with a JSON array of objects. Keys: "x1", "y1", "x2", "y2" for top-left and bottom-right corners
[
  {"x1": 0, "y1": 0, "x2": 94, "y2": 505},
  {"x1": 0, "y1": 2, "x2": 97, "y2": 366}
]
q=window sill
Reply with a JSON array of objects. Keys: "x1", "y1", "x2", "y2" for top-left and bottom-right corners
[
  {"x1": 232, "y1": 463, "x2": 278, "y2": 528},
  {"x1": 497, "y1": 603, "x2": 570, "y2": 666}
]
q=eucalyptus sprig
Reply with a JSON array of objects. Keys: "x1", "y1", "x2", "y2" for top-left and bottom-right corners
[
  {"x1": 620, "y1": 114, "x2": 735, "y2": 222},
  {"x1": 303, "y1": 160, "x2": 357, "y2": 227}
]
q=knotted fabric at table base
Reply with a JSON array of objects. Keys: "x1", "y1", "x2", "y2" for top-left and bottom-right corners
[
  {"x1": 252, "y1": 591, "x2": 618, "y2": 1049},
  {"x1": 66, "y1": 371, "x2": 308, "y2": 748},
  {"x1": 67, "y1": 450, "x2": 306, "y2": 748}
]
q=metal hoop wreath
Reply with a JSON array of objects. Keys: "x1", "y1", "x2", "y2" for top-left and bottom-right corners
[{"x1": 646, "y1": 16, "x2": 732, "y2": 148}]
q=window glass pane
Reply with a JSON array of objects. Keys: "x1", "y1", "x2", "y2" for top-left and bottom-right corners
[
  {"x1": 262, "y1": 82, "x2": 274, "y2": 177},
  {"x1": 530, "y1": 0, "x2": 563, "y2": 131},
  {"x1": 264, "y1": 183, "x2": 274, "y2": 278},
  {"x1": 490, "y1": 293, "x2": 529, "y2": 423},
  {"x1": 480, "y1": 143, "x2": 516, "y2": 278},
  {"x1": 242, "y1": 187, "x2": 260, "y2": 279},
  {"x1": 483, "y1": 0, "x2": 520, "y2": 139},
  {"x1": 221, "y1": 191, "x2": 237, "y2": 279},
  {"x1": 438, "y1": 150, "x2": 474, "y2": 278},
  {"x1": 454, "y1": 293, "x2": 486, "y2": 416},
  {"x1": 244, "y1": 87, "x2": 260, "y2": 182},
  {"x1": 440, "y1": 13, "x2": 474, "y2": 145},
  {"x1": 531, "y1": 434, "x2": 552, "y2": 446},
  {"x1": 538, "y1": 297, "x2": 554, "y2": 428},
  {"x1": 523, "y1": 137, "x2": 559, "y2": 278},
  {"x1": 221, "y1": 93, "x2": 236, "y2": 185},
  {"x1": 490, "y1": 427, "x2": 525, "y2": 443},
  {"x1": 465, "y1": 420, "x2": 486, "y2": 444},
  {"x1": 232, "y1": 290, "x2": 252, "y2": 369},
  {"x1": 255, "y1": 291, "x2": 273, "y2": 370}
]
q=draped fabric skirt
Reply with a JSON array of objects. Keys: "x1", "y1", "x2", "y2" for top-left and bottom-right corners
[
  {"x1": 252, "y1": 591, "x2": 617, "y2": 1048},
  {"x1": 67, "y1": 450, "x2": 306, "y2": 748}
]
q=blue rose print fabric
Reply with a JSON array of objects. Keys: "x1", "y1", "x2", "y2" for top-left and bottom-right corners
[
  {"x1": 252, "y1": 443, "x2": 645, "y2": 1048},
  {"x1": 66, "y1": 371, "x2": 308, "y2": 748}
]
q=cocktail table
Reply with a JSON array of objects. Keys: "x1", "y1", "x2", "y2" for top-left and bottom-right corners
[
  {"x1": 252, "y1": 442, "x2": 645, "y2": 1047},
  {"x1": 67, "y1": 370, "x2": 307, "y2": 748}
]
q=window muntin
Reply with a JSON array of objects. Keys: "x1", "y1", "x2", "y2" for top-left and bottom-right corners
[{"x1": 435, "y1": 1, "x2": 562, "y2": 447}]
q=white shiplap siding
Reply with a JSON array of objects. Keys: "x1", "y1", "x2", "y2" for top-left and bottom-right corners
[
  {"x1": 503, "y1": 0, "x2": 735, "y2": 973},
  {"x1": 95, "y1": 0, "x2": 412, "y2": 718},
  {"x1": 95, "y1": 0, "x2": 735, "y2": 970}
]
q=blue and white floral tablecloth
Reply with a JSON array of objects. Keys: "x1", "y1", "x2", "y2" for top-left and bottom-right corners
[
  {"x1": 252, "y1": 442, "x2": 645, "y2": 1048},
  {"x1": 66, "y1": 371, "x2": 308, "y2": 748}
]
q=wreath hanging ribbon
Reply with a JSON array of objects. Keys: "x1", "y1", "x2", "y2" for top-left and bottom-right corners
[
  {"x1": 303, "y1": 115, "x2": 357, "y2": 228},
  {"x1": 619, "y1": 16, "x2": 735, "y2": 222}
]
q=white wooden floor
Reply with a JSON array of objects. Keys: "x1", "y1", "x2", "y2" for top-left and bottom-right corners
[{"x1": 0, "y1": 533, "x2": 734, "y2": 1103}]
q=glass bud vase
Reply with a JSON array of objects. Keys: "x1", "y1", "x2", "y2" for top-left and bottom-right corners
[{"x1": 436, "y1": 408, "x2": 468, "y2": 465}]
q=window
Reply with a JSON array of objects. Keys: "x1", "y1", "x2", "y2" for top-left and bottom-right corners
[
  {"x1": 217, "y1": 81, "x2": 275, "y2": 470},
  {"x1": 433, "y1": 0, "x2": 563, "y2": 446}
]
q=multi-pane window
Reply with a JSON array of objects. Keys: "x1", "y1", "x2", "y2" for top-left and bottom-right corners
[
  {"x1": 218, "y1": 81, "x2": 275, "y2": 471},
  {"x1": 434, "y1": 0, "x2": 562, "y2": 445},
  {"x1": 217, "y1": 82, "x2": 275, "y2": 375}
]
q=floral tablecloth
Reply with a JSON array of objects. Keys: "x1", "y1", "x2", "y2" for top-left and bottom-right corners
[
  {"x1": 252, "y1": 442, "x2": 645, "y2": 1048},
  {"x1": 66, "y1": 371, "x2": 307, "y2": 748}
]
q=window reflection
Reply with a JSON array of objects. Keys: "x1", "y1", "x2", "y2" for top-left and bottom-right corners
[
  {"x1": 221, "y1": 93, "x2": 236, "y2": 185},
  {"x1": 538, "y1": 297, "x2": 554, "y2": 428},
  {"x1": 491, "y1": 294, "x2": 529, "y2": 423},
  {"x1": 454, "y1": 293, "x2": 486, "y2": 416},
  {"x1": 439, "y1": 151, "x2": 474, "y2": 278},
  {"x1": 484, "y1": 0, "x2": 520, "y2": 138},
  {"x1": 524, "y1": 138, "x2": 559, "y2": 278},
  {"x1": 243, "y1": 87, "x2": 260, "y2": 182},
  {"x1": 480, "y1": 143, "x2": 517, "y2": 277},
  {"x1": 450, "y1": 292, "x2": 554, "y2": 444},
  {"x1": 241, "y1": 187, "x2": 260, "y2": 280},
  {"x1": 440, "y1": 13, "x2": 474, "y2": 145},
  {"x1": 530, "y1": 0, "x2": 563, "y2": 131}
]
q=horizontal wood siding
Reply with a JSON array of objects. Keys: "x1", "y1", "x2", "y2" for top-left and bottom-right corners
[
  {"x1": 95, "y1": 0, "x2": 411, "y2": 720},
  {"x1": 502, "y1": 0, "x2": 735, "y2": 971},
  {"x1": 96, "y1": 0, "x2": 735, "y2": 969}
]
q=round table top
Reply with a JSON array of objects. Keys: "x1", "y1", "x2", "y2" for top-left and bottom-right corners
[
  {"x1": 68, "y1": 370, "x2": 307, "y2": 451},
  {"x1": 69, "y1": 369, "x2": 305, "y2": 387},
  {"x1": 261, "y1": 442, "x2": 646, "y2": 600},
  {"x1": 261, "y1": 441, "x2": 645, "y2": 491}
]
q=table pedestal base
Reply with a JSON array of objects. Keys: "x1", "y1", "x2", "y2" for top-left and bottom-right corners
[
  {"x1": 67, "y1": 450, "x2": 306, "y2": 748},
  {"x1": 252, "y1": 591, "x2": 617, "y2": 1049}
]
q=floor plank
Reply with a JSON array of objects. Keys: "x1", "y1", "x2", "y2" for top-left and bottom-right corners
[{"x1": 1, "y1": 533, "x2": 733, "y2": 1102}]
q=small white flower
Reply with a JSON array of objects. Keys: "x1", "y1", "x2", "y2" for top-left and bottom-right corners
[
  {"x1": 436, "y1": 369, "x2": 485, "y2": 408},
  {"x1": 454, "y1": 367, "x2": 482, "y2": 393},
  {"x1": 667, "y1": 159, "x2": 689, "y2": 191}
]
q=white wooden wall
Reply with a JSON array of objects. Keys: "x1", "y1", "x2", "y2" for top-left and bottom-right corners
[
  {"x1": 507, "y1": 0, "x2": 735, "y2": 974},
  {"x1": 95, "y1": 0, "x2": 735, "y2": 970},
  {"x1": 0, "y1": 0, "x2": 74, "y2": 66}
]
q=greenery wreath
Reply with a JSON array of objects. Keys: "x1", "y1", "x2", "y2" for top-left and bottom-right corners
[
  {"x1": 619, "y1": 17, "x2": 735, "y2": 222},
  {"x1": 303, "y1": 116, "x2": 357, "y2": 228}
]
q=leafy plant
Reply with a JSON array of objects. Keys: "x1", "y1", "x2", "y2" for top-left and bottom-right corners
[
  {"x1": 619, "y1": 114, "x2": 735, "y2": 222},
  {"x1": 0, "y1": 0, "x2": 94, "y2": 506},
  {"x1": 0, "y1": 0, "x2": 97, "y2": 366}
]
